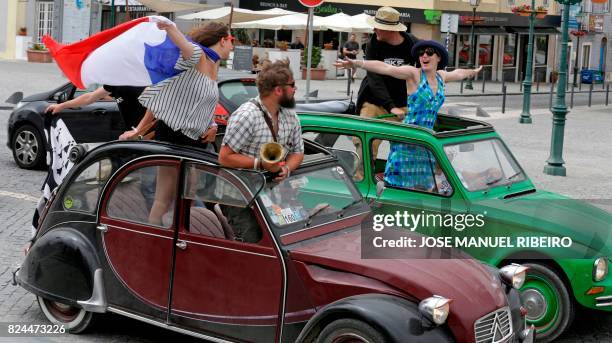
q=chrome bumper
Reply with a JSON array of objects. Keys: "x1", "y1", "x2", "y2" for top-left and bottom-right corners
[
  {"x1": 596, "y1": 295, "x2": 612, "y2": 307},
  {"x1": 518, "y1": 325, "x2": 535, "y2": 343}
]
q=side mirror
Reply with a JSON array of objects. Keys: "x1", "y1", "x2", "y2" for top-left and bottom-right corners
[
  {"x1": 53, "y1": 91, "x2": 68, "y2": 104},
  {"x1": 330, "y1": 148, "x2": 359, "y2": 177},
  {"x1": 376, "y1": 180, "x2": 386, "y2": 198}
]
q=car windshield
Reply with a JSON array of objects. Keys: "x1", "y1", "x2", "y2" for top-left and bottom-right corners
[
  {"x1": 444, "y1": 139, "x2": 526, "y2": 192},
  {"x1": 258, "y1": 164, "x2": 364, "y2": 233}
]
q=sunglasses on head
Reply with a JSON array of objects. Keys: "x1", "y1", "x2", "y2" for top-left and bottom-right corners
[
  {"x1": 417, "y1": 47, "x2": 437, "y2": 57},
  {"x1": 225, "y1": 35, "x2": 235, "y2": 42}
]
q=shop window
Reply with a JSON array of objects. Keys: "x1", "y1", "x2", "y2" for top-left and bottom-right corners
[
  {"x1": 581, "y1": 44, "x2": 591, "y2": 69},
  {"x1": 503, "y1": 34, "x2": 517, "y2": 66},
  {"x1": 477, "y1": 35, "x2": 493, "y2": 66},
  {"x1": 457, "y1": 34, "x2": 472, "y2": 66},
  {"x1": 535, "y1": 36, "x2": 548, "y2": 65}
]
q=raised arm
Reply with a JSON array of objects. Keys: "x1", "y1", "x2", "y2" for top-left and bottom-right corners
[
  {"x1": 152, "y1": 17, "x2": 194, "y2": 60},
  {"x1": 45, "y1": 87, "x2": 110, "y2": 114},
  {"x1": 440, "y1": 66, "x2": 483, "y2": 83}
]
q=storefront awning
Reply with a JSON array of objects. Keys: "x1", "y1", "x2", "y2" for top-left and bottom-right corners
[
  {"x1": 507, "y1": 27, "x2": 561, "y2": 35},
  {"x1": 457, "y1": 26, "x2": 508, "y2": 35}
]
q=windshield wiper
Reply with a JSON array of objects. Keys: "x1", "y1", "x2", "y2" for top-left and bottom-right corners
[
  {"x1": 486, "y1": 176, "x2": 504, "y2": 186},
  {"x1": 305, "y1": 203, "x2": 330, "y2": 227},
  {"x1": 506, "y1": 171, "x2": 522, "y2": 182},
  {"x1": 337, "y1": 198, "x2": 364, "y2": 218}
]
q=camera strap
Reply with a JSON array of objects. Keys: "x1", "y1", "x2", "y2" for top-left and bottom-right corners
[{"x1": 250, "y1": 99, "x2": 277, "y2": 142}]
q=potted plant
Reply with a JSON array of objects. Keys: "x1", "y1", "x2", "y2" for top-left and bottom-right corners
[
  {"x1": 27, "y1": 43, "x2": 52, "y2": 63},
  {"x1": 301, "y1": 46, "x2": 326, "y2": 80},
  {"x1": 511, "y1": 4, "x2": 531, "y2": 16},
  {"x1": 535, "y1": 6, "x2": 547, "y2": 19}
]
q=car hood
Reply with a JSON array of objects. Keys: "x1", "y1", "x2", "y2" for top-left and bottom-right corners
[
  {"x1": 473, "y1": 190, "x2": 612, "y2": 256},
  {"x1": 288, "y1": 228, "x2": 507, "y2": 340}
]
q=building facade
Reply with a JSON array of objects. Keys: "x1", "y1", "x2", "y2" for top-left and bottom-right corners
[
  {"x1": 568, "y1": 0, "x2": 610, "y2": 82},
  {"x1": 242, "y1": 0, "x2": 566, "y2": 83}
]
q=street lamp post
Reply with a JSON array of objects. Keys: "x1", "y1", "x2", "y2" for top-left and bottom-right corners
[
  {"x1": 465, "y1": 0, "x2": 481, "y2": 90},
  {"x1": 519, "y1": 0, "x2": 537, "y2": 124},
  {"x1": 544, "y1": 0, "x2": 582, "y2": 176}
]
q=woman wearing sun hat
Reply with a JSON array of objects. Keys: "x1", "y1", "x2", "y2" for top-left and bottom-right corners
[{"x1": 335, "y1": 40, "x2": 482, "y2": 190}]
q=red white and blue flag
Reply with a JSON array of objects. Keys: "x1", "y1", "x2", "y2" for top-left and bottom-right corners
[{"x1": 43, "y1": 16, "x2": 193, "y2": 89}]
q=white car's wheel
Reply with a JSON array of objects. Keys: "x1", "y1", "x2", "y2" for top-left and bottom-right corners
[{"x1": 37, "y1": 296, "x2": 93, "y2": 333}]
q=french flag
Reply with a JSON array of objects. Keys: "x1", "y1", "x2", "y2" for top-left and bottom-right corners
[{"x1": 43, "y1": 16, "x2": 184, "y2": 89}]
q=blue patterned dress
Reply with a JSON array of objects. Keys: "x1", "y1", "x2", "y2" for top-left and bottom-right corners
[{"x1": 384, "y1": 71, "x2": 446, "y2": 190}]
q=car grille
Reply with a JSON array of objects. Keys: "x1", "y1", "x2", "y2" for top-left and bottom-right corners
[
  {"x1": 474, "y1": 307, "x2": 513, "y2": 343},
  {"x1": 596, "y1": 295, "x2": 612, "y2": 307}
]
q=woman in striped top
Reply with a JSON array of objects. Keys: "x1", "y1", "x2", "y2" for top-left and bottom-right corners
[{"x1": 125, "y1": 20, "x2": 233, "y2": 226}]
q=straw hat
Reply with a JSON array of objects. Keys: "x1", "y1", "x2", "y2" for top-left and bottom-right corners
[{"x1": 366, "y1": 7, "x2": 407, "y2": 32}]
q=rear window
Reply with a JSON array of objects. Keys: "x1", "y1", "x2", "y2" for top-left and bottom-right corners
[{"x1": 219, "y1": 80, "x2": 258, "y2": 112}]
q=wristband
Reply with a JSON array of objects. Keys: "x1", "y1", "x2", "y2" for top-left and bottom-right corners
[{"x1": 253, "y1": 158, "x2": 259, "y2": 170}]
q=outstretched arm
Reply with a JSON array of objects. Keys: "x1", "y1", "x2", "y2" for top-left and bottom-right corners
[
  {"x1": 440, "y1": 66, "x2": 483, "y2": 83},
  {"x1": 335, "y1": 58, "x2": 417, "y2": 81},
  {"x1": 45, "y1": 87, "x2": 110, "y2": 114}
]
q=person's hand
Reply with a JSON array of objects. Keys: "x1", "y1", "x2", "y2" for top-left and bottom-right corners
[
  {"x1": 473, "y1": 66, "x2": 484, "y2": 77},
  {"x1": 261, "y1": 160, "x2": 282, "y2": 173},
  {"x1": 150, "y1": 16, "x2": 175, "y2": 30},
  {"x1": 119, "y1": 129, "x2": 137, "y2": 140},
  {"x1": 390, "y1": 107, "x2": 406, "y2": 120},
  {"x1": 274, "y1": 165, "x2": 290, "y2": 182},
  {"x1": 45, "y1": 103, "x2": 62, "y2": 114},
  {"x1": 334, "y1": 58, "x2": 356, "y2": 70},
  {"x1": 201, "y1": 126, "x2": 217, "y2": 143}
]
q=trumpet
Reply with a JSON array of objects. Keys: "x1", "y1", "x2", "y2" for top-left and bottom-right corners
[{"x1": 259, "y1": 142, "x2": 286, "y2": 164}]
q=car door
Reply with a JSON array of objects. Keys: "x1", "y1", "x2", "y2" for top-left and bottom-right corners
[
  {"x1": 54, "y1": 84, "x2": 122, "y2": 142},
  {"x1": 169, "y1": 163, "x2": 284, "y2": 342},
  {"x1": 98, "y1": 159, "x2": 180, "y2": 316}
]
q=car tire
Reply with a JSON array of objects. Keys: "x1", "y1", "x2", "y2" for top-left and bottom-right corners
[
  {"x1": 520, "y1": 262, "x2": 574, "y2": 342},
  {"x1": 12, "y1": 124, "x2": 45, "y2": 169},
  {"x1": 37, "y1": 296, "x2": 94, "y2": 334},
  {"x1": 317, "y1": 318, "x2": 385, "y2": 343}
]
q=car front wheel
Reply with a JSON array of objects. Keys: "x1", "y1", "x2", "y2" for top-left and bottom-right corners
[
  {"x1": 12, "y1": 124, "x2": 45, "y2": 169},
  {"x1": 317, "y1": 319, "x2": 385, "y2": 343},
  {"x1": 37, "y1": 296, "x2": 93, "y2": 333},
  {"x1": 520, "y1": 263, "x2": 574, "y2": 342}
]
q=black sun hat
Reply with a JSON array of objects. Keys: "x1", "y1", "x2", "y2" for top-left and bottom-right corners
[{"x1": 411, "y1": 40, "x2": 449, "y2": 70}]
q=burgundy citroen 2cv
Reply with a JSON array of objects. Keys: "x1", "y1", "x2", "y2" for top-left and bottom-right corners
[{"x1": 14, "y1": 140, "x2": 534, "y2": 342}]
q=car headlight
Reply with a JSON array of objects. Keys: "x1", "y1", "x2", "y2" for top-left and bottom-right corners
[
  {"x1": 500, "y1": 263, "x2": 529, "y2": 289},
  {"x1": 419, "y1": 295, "x2": 452, "y2": 325},
  {"x1": 594, "y1": 257, "x2": 608, "y2": 282}
]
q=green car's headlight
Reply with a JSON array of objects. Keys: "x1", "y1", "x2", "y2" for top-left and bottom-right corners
[
  {"x1": 418, "y1": 295, "x2": 452, "y2": 325},
  {"x1": 594, "y1": 257, "x2": 608, "y2": 282},
  {"x1": 500, "y1": 263, "x2": 529, "y2": 289}
]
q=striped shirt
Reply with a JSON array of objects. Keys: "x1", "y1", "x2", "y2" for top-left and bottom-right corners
[{"x1": 139, "y1": 43, "x2": 218, "y2": 140}]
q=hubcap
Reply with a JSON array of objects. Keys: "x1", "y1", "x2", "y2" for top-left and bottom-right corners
[
  {"x1": 45, "y1": 300, "x2": 80, "y2": 322},
  {"x1": 521, "y1": 288, "x2": 547, "y2": 320},
  {"x1": 14, "y1": 130, "x2": 39, "y2": 165},
  {"x1": 332, "y1": 333, "x2": 369, "y2": 343}
]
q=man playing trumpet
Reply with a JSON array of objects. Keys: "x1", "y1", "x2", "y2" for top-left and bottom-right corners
[
  {"x1": 219, "y1": 59, "x2": 303, "y2": 179},
  {"x1": 218, "y1": 60, "x2": 304, "y2": 242}
]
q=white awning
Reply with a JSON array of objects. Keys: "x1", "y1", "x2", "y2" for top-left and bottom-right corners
[
  {"x1": 178, "y1": 6, "x2": 298, "y2": 23},
  {"x1": 318, "y1": 13, "x2": 373, "y2": 33},
  {"x1": 232, "y1": 13, "x2": 326, "y2": 31},
  {"x1": 135, "y1": 0, "x2": 215, "y2": 13}
]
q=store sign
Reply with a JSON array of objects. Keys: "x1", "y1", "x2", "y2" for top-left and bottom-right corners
[
  {"x1": 314, "y1": 4, "x2": 340, "y2": 14},
  {"x1": 589, "y1": 15, "x2": 604, "y2": 32},
  {"x1": 299, "y1": 0, "x2": 323, "y2": 7},
  {"x1": 424, "y1": 10, "x2": 442, "y2": 24}
]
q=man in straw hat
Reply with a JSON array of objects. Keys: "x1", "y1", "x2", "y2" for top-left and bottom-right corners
[{"x1": 353, "y1": 6, "x2": 419, "y2": 179}]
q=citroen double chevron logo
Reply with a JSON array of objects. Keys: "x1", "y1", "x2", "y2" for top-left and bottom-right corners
[{"x1": 491, "y1": 311, "x2": 506, "y2": 342}]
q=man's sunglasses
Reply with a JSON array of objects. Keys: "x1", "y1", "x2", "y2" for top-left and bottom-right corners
[
  {"x1": 417, "y1": 47, "x2": 437, "y2": 57},
  {"x1": 279, "y1": 82, "x2": 296, "y2": 88}
]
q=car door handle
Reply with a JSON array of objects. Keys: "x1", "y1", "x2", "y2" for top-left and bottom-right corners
[
  {"x1": 176, "y1": 240, "x2": 187, "y2": 250},
  {"x1": 92, "y1": 109, "x2": 107, "y2": 115}
]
